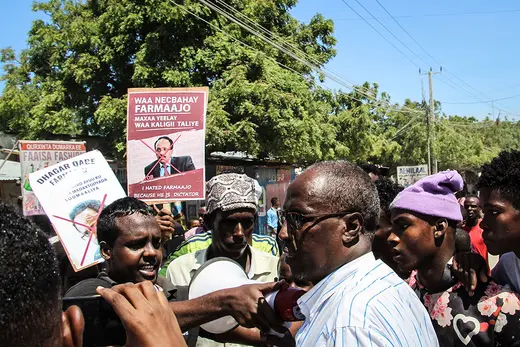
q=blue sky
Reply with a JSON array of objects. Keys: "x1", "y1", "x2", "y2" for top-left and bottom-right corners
[{"x1": 2, "y1": 0, "x2": 520, "y2": 120}]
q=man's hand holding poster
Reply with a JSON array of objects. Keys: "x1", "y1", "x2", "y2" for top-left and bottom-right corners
[
  {"x1": 29, "y1": 150, "x2": 126, "y2": 271},
  {"x1": 126, "y1": 87, "x2": 207, "y2": 202}
]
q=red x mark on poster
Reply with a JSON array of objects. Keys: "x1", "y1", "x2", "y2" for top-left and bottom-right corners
[
  {"x1": 53, "y1": 194, "x2": 108, "y2": 266},
  {"x1": 140, "y1": 134, "x2": 183, "y2": 182}
]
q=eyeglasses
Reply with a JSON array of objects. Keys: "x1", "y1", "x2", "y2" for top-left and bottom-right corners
[{"x1": 281, "y1": 211, "x2": 355, "y2": 232}]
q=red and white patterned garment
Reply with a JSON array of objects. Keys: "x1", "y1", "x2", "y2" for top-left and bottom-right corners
[{"x1": 409, "y1": 271, "x2": 520, "y2": 346}]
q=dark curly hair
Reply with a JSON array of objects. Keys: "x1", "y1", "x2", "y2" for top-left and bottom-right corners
[
  {"x1": 360, "y1": 164, "x2": 381, "y2": 177},
  {"x1": 0, "y1": 202, "x2": 61, "y2": 346},
  {"x1": 375, "y1": 179, "x2": 404, "y2": 217},
  {"x1": 97, "y1": 197, "x2": 154, "y2": 247},
  {"x1": 478, "y1": 150, "x2": 520, "y2": 209}
]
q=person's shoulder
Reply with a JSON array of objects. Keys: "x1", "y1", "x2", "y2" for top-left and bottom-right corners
[
  {"x1": 65, "y1": 277, "x2": 113, "y2": 297},
  {"x1": 173, "y1": 232, "x2": 211, "y2": 253},
  {"x1": 341, "y1": 259, "x2": 414, "y2": 304},
  {"x1": 180, "y1": 231, "x2": 212, "y2": 246},
  {"x1": 170, "y1": 250, "x2": 198, "y2": 265},
  {"x1": 492, "y1": 253, "x2": 520, "y2": 290},
  {"x1": 252, "y1": 233, "x2": 277, "y2": 243},
  {"x1": 251, "y1": 247, "x2": 279, "y2": 281},
  {"x1": 166, "y1": 249, "x2": 205, "y2": 286},
  {"x1": 250, "y1": 246, "x2": 279, "y2": 261},
  {"x1": 499, "y1": 252, "x2": 520, "y2": 267},
  {"x1": 251, "y1": 248, "x2": 279, "y2": 276},
  {"x1": 144, "y1": 161, "x2": 155, "y2": 170},
  {"x1": 477, "y1": 280, "x2": 520, "y2": 299},
  {"x1": 252, "y1": 233, "x2": 278, "y2": 251},
  {"x1": 168, "y1": 249, "x2": 201, "y2": 272},
  {"x1": 186, "y1": 226, "x2": 199, "y2": 234}
]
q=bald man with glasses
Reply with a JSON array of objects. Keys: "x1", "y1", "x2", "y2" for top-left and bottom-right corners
[{"x1": 279, "y1": 161, "x2": 438, "y2": 347}]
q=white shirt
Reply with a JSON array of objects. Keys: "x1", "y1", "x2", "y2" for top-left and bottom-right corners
[
  {"x1": 492, "y1": 252, "x2": 520, "y2": 292},
  {"x1": 166, "y1": 245, "x2": 279, "y2": 286},
  {"x1": 166, "y1": 246, "x2": 279, "y2": 347},
  {"x1": 296, "y1": 252, "x2": 439, "y2": 347}
]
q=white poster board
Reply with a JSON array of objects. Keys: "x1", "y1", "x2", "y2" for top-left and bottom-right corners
[
  {"x1": 29, "y1": 150, "x2": 126, "y2": 271},
  {"x1": 19, "y1": 140, "x2": 86, "y2": 216},
  {"x1": 397, "y1": 165, "x2": 429, "y2": 187}
]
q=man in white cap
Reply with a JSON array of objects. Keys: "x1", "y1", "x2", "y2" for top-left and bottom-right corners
[{"x1": 166, "y1": 173, "x2": 281, "y2": 346}]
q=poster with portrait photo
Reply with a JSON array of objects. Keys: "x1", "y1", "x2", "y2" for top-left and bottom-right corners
[
  {"x1": 126, "y1": 87, "x2": 207, "y2": 203},
  {"x1": 19, "y1": 140, "x2": 86, "y2": 216},
  {"x1": 29, "y1": 150, "x2": 126, "y2": 271}
]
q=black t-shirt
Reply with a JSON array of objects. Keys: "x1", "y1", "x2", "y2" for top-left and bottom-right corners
[
  {"x1": 64, "y1": 273, "x2": 190, "y2": 347},
  {"x1": 65, "y1": 272, "x2": 184, "y2": 301}
]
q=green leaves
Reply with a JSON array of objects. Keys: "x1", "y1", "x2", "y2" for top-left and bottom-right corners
[{"x1": 1, "y1": 0, "x2": 519, "y2": 168}]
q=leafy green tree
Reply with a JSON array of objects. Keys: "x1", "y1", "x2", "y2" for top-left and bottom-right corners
[
  {"x1": 0, "y1": 0, "x2": 336, "y2": 161},
  {"x1": 2, "y1": 0, "x2": 520, "y2": 169}
]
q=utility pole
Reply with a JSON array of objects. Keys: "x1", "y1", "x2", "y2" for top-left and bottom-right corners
[{"x1": 420, "y1": 67, "x2": 442, "y2": 175}]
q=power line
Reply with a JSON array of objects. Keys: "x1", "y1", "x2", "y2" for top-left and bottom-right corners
[
  {"x1": 346, "y1": 0, "x2": 431, "y2": 68},
  {"x1": 210, "y1": 0, "x2": 366, "y2": 93},
  {"x1": 170, "y1": 0, "x2": 423, "y2": 119},
  {"x1": 373, "y1": 0, "x2": 440, "y2": 66},
  {"x1": 340, "y1": 0, "x2": 509, "y2": 119},
  {"x1": 440, "y1": 93, "x2": 520, "y2": 105},
  {"x1": 337, "y1": 0, "x2": 423, "y2": 69},
  {"x1": 194, "y1": 0, "x2": 426, "y2": 116},
  {"x1": 435, "y1": 76, "x2": 487, "y2": 103},
  {"x1": 360, "y1": 1, "x2": 520, "y2": 117},
  {"x1": 485, "y1": 83, "x2": 520, "y2": 94},
  {"x1": 433, "y1": 76, "x2": 519, "y2": 118},
  {"x1": 442, "y1": 68, "x2": 520, "y2": 116},
  {"x1": 390, "y1": 112, "x2": 424, "y2": 140},
  {"x1": 336, "y1": 8, "x2": 520, "y2": 21},
  {"x1": 168, "y1": 0, "x2": 301, "y2": 76}
]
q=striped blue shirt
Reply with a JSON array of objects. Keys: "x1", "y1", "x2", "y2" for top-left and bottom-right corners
[{"x1": 296, "y1": 252, "x2": 439, "y2": 347}]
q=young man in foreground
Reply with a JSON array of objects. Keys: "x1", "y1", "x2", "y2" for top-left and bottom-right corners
[
  {"x1": 389, "y1": 170, "x2": 520, "y2": 345},
  {"x1": 67, "y1": 197, "x2": 286, "y2": 346},
  {"x1": 0, "y1": 201, "x2": 185, "y2": 347},
  {"x1": 453, "y1": 150, "x2": 520, "y2": 294}
]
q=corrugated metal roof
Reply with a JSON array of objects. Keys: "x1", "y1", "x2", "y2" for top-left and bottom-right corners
[
  {"x1": 0, "y1": 176, "x2": 19, "y2": 181},
  {"x1": 0, "y1": 160, "x2": 20, "y2": 179}
]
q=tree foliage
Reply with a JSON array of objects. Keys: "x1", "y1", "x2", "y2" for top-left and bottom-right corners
[{"x1": 1, "y1": 0, "x2": 520, "y2": 170}]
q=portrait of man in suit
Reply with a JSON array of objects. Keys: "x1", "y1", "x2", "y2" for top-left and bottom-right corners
[{"x1": 144, "y1": 136, "x2": 195, "y2": 179}]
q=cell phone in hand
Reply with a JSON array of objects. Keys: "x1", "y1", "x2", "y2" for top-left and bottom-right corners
[{"x1": 63, "y1": 295, "x2": 126, "y2": 347}]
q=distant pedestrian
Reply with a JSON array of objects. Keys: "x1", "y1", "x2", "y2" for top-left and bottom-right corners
[{"x1": 266, "y1": 197, "x2": 281, "y2": 237}]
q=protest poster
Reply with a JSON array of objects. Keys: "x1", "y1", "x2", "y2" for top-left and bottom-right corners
[
  {"x1": 29, "y1": 150, "x2": 126, "y2": 271},
  {"x1": 397, "y1": 164, "x2": 429, "y2": 187},
  {"x1": 19, "y1": 140, "x2": 86, "y2": 216},
  {"x1": 126, "y1": 87, "x2": 207, "y2": 203}
]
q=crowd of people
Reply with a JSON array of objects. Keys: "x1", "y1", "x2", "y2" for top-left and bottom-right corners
[{"x1": 2, "y1": 149, "x2": 520, "y2": 346}]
